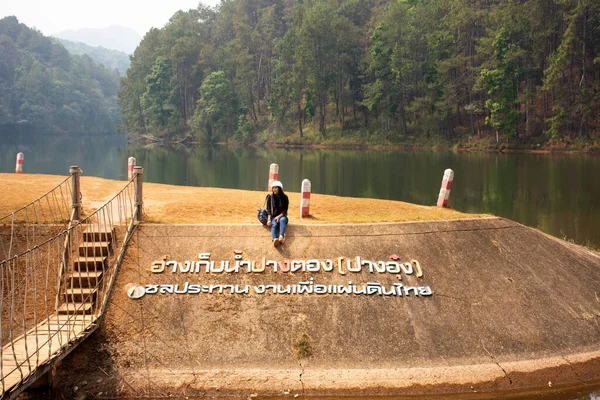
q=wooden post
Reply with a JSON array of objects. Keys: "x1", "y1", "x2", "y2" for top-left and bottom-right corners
[
  {"x1": 134, "y1": 166, "x2": 144, "y2": 221},
  {"x1": 128, "y1": 157, "x2": 136, "y2": 180},
  {"x1": 15, "y1": 152, "x2": 24, "y2": 173},
  {"x1": 70, "y1": 166, "x2": 81, "y2": 220}
]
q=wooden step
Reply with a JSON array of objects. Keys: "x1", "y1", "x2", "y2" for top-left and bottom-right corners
[
  {"x1": 69, "y1": 271, "x2": 103, "y2": 288},
  {"x1": 78, "y1": 241, "x2": 111, "y2": 257},
  {"x1": 83, "y1": 227, "x2": 115, "y2": 242},
  {"x1": 65, "y1": 288, "x2": 97, "y2": 303},
  {"x1": 73, "y1": 256, "x2": 106, "y2": 271},
  {"x1": 57, "y1": 302, "x2": 94, "y2": 315}
]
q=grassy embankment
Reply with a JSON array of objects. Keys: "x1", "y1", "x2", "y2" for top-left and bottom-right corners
[{"x1": 0, "y1": 173, "x2": 488, "y2": 224}]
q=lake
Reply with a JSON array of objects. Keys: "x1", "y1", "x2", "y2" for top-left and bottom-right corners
[{"x1": 1, "y1": 134, "x2": 599, "y2": 250}]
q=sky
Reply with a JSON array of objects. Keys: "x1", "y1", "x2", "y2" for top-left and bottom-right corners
[{"x1": 0, "y1": 0, "x2": 220, "y2": 37}]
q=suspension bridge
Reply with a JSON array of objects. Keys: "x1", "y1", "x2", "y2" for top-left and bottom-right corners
[{"x1": 0, "y1": 166, "x2": 143, "y2": 399}]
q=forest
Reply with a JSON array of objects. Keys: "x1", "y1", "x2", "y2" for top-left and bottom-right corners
[
  {"x1": 118, "y1": 0, "x2": 600, "y2": 149},
  {"x1": 0, "y1": 16, "x2": 121, "y2": 135}
]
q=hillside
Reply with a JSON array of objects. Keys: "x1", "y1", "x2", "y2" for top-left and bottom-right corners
[
  {"x1": 0, "y1": 16, "x2": 121, "y2": 135},
  {"x1": 54, "y1": 38, "x2": 130, "y2": 76},
  {"x1": 118, "y1": 0, "x2": 600, "y2": 150}
]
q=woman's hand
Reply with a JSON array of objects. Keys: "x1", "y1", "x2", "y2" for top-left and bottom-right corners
[
  {"x1": 267, "y1": 217, "x2": 272, "y2": 227},
  {"x1": 274, "y1": 215, "x2": 281, "y2": 223}
]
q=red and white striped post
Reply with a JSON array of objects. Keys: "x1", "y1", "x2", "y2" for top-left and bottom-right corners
[
  {"x1": 301, "y1": 179, "x2": 311, "y2": 217},
  {"x1": 128, "y1": 157, "x2": 136, "y2": 180},
  {"x1": 15, "y1": 152, "x2": 24, "y2": 174},
  {"x1": 268, "y1": 163, "x2": 279, "y2": 190},
  {"x1": 437, "y1": 169, "x2": 455, "y2": 207}
]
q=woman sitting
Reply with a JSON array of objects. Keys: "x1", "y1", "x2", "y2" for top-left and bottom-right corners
[{"x1": 266, "y1": 180, "x2": 289, "y2": 247}]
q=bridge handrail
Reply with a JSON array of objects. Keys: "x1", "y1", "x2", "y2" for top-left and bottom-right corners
[
  {"x1": 0, "y1": 174, "x2": 141, "y2": 399},
  {"x1": 0, "y1": 175, "x2": 74, "y2": 262},
  {"x1": 1, "y1": 178, "x2": 134, "y2": 264},
  {"x1": 0, "y1": 175, "x2": 72, "y2": 224}
]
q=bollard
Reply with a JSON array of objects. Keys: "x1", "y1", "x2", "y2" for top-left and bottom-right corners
[
  {"x1": 70, "y1": 166, "x2": 81, "y2": 220},
  {"x1": 128, "y1": 157, "x2": 136, "y2": 180},
  {"x1": 301, "y1": 179, "x2": 311, "y2": 217},
  {"x1": 15, "y1": 153, "x2": 24, "y2": 174},
  {"x1": 437, "y1": 169, "x2": 455, "y2": 207},
  {"x1": 268, "y1": 163, "x2": 279, "y2": 190},
  {"x1": 134, "y1": 166, "x2": 144, "y2": 221}
]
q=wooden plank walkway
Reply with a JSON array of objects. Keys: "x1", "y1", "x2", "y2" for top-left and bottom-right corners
[{"x1": 1, "y1": 313, "x2": 98, "y2": 398}]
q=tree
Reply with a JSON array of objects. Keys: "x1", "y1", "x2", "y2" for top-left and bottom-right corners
[
  {"x1": 363, "y1": 1, "x2": 417, "y2": 138},
  {"x1": 270, "y1": 28, "x2": 308, "y2": 136},
  {"x1": 118, "y1": 28, "x2": 163, "y2": 135},
  {"x1": 189, "y1": 71, "x2": 239, "y2": 142},
  {"x1": 543, "y1": 0, "x2": 599, "y2": 141},
  {"x1": 479, "y1": 29, "x2": 522, "y2": 142},
  {"x1": 298, "y1": 2, "x2": 337, "y2": 137},
  {"x1": 140, "y1": 56, "x2": 181, "y2": 137}
]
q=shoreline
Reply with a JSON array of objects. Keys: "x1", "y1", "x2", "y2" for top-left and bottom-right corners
[{"x1": 126, "y1": 133, "x2": 600, "y2": 154}]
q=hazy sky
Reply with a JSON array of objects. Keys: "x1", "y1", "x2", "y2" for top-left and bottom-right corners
[{"x1": 0, "y1": 0, "x2": 219, "y2": 37}]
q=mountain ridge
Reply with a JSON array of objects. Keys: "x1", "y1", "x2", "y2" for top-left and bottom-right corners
[
  {"x1": 53, "y1": 25, "x2": 141, "y2": 54},
  {"x1": 54, "y1": 38, "x2": 130, "y2": 76}
]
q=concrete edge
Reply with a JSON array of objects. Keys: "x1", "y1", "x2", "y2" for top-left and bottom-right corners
[
  {"x1": 136, "y1": 216, "x2": 503, "y2": 227},
  {"x1": 116, "y1": 350, "x2": 600, "y2": 395}
]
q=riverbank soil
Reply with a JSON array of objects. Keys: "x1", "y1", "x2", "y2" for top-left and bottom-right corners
[
  {"x1": 50, "y1": 218, "x2": 600, "y2": 398},
  {"x1": 0, "y1": 173, "x2": 482, "y2": 224}
]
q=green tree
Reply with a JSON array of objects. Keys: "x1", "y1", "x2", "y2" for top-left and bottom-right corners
[
  {"x1": 141, "y1": 56, "x2": 181, "y2": 137},
  {"x1": 270, "y1": 28, "x2": 308, "y2": 136},
  {"x1": 543, "y1": 0, "x2": 599, "y2": 141},
  {"x1": 363, "y1": 1, "x2": 417, "y2": 138},
  {"x1": 118, "y1": 28, "x2": 164, "y2": 135},
  {"x1": 479, "y1": 29, "x2": 522, "y2": 142},
  {"x1": 298, "y1": 1, "x2": 337, "y2": 137},
  {"x1": 189, "y1": 71, "x2": 239, "y2": 142}
]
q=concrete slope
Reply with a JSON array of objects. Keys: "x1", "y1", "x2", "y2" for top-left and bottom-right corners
[{"x1": 53, "y1": 218, "x2": 600, "y2": 397}]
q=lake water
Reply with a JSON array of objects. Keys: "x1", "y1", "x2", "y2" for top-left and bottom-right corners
[
  {"x1": 2, "y1": 133, "x2": 599, "y2": 399},
  {"x1": 1, "y1": 134, "x2": 599, "y2": 250}
]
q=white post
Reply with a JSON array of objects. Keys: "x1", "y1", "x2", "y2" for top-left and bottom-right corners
[
  {"x1": 268, "y1": 163, "x2": 279, "y2": 190},
  {"x1": 128, "y1": 157, "x2": 136, "y2": 180},
  {"x1": 437, "y1": 169, "x2": 455, "y2": 207},
  {"x1": 301, "y1": 179, "x2": 311, "y2": 217},
  {"x1": 15, "y1": 152, "x2": 24, "y2": 174}
]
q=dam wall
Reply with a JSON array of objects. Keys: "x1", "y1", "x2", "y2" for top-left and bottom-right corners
[{"x1": 51, "y1": 218, "x2": 600, "y2": 397}]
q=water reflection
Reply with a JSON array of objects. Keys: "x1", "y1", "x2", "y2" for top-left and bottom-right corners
[
  {"x1": 1, "y1": 135, "x2": 599, "y2": 249},
  {"x1": 125, "y1": 145, "x2": 600, "y2": 249}
]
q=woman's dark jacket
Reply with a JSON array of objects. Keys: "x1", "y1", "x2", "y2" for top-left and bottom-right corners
[{"x1": 266, "y1": 192, "x2": 289, "y2": 218}]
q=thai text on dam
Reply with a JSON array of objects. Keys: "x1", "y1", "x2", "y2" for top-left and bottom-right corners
[
  {"x1": 128, "y1": 279, "x2": 433, "y2": 299},
  {"x1": 151, "y1": 256, "x2": 423, "y2": 276}
]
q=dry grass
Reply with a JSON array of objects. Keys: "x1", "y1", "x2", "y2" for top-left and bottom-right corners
[{"x1": 0, "y1": 173, "x2": 488, "y2": 224}]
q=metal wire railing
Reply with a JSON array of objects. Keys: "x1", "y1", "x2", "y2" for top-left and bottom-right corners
[
  {"x1": 0, "y1": 169, "x2": 142, "y2": 398},
  {"x1": 0, "y1": 176, "x2": 73, "y2": 261}
]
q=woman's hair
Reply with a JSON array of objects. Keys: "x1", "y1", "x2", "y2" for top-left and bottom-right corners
[{"x1": 272, "y1": 186, "x2": 286, "y2": 197}]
